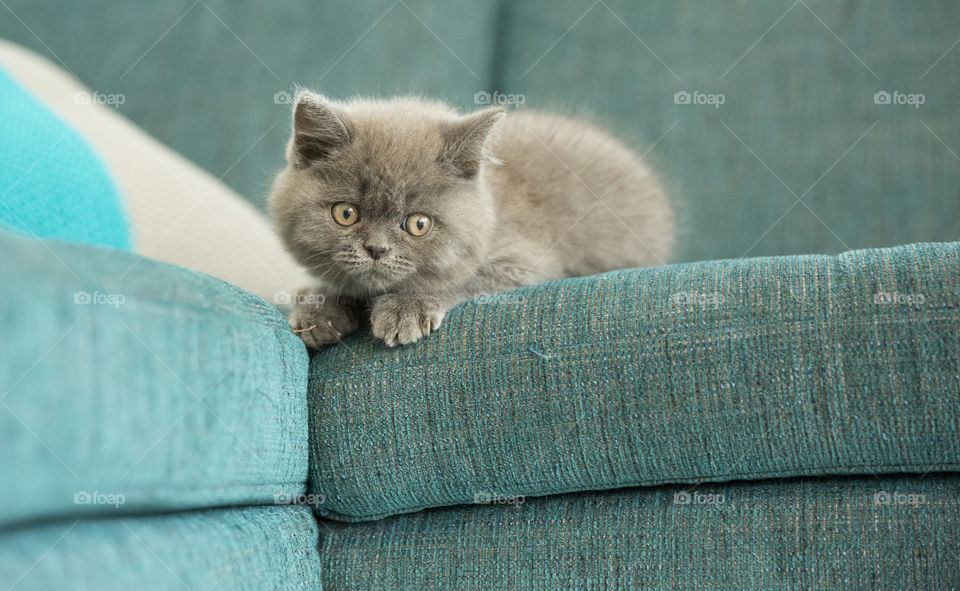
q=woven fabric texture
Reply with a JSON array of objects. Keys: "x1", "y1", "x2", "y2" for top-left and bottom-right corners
[
  {"x1": 319, "y1": 474, "x2": 960, "y2": 590},
  {"x1": 0, "y1": 68, "x2": 129, "y2": 250},
  {"x1": 0, "y1": 229, "x2": 309, "y2": 526},
  {"x1": 496, "y1": 0, "x2": 960, "y2": 261},
  {"x1": 309, "y1": 240, "x2": 960, "y2": 521},
  {"x1": 2, "y1": 1, "x2": 958, "y2": 260},
  {"x1": 0, "y1": 506, "x2": 322, "y2": 590}
]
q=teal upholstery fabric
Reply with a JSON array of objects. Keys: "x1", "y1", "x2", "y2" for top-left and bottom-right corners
[
  {"x1": 2, "y1": 2, "x2": 959, "y2": 586},
  {"x1": 0, "y1": 68, "x2": 130, "y2": 250},
  {"x1": 0, "y1": 506, "x2": 322, "y2": 590},
  {"x1": 476, "y1": 0, "x2": 960, "y2": 261},
  {"x1": 0, "y1": 229, "x2": 309, "y2": 526},
  {"x1": 3, "y1": 1, "x2": 958, "y2": 259},
  {"x1": 309, "y1": 240, "x2": 960, "y2": 521},
  {"x1": 0, "y1": 0, "x2": 499, "y2": 209},
  {"x1": 318, "y1": 475, "x2": 960, "y2": 589}
]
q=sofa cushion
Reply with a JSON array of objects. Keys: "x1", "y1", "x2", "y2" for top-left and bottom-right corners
[
  {"x1": 0, "y1": 0, "x2": 501, "y2": 205},
  {"x1": 0, "y1": 506, "x2": 321, "y2": 590},
  {"x1": 318, "y1": 474, "x2": 959, "y2": 589},
  {"x1": 308, "y1": 240, "x2": 960, "y2": 521},
  {"x1": 0, "y1": 40, "x2": 313, "y2": 304},
  {"x1": 0, "y1": 68, "x2": 130, "y2": 250},
  {"x1": 496, "y1": 0, "x2": 960, "y2": 261},
  {"x1": 0, "y1": 229, "x2": 309, "y2": 526}
]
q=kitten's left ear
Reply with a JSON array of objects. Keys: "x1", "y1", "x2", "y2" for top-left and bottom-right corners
[{"x1": 440, "y1": 106, "x2": 506, "y2": 178}]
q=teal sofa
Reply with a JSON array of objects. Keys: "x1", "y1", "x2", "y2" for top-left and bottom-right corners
[{"x1": 2, "y1": 1, "x2": 959, "y2": 589}]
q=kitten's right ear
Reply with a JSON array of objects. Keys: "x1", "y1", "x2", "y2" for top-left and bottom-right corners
[{"x1": 290, "y1": 91, "x2": 351, "y2": 167}]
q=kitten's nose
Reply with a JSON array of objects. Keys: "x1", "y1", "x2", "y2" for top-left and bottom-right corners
[{"x1": 365, "y1": 245, "x2": 388, "y2": 260}]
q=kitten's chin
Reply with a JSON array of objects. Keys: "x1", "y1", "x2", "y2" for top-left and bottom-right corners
[{"x1": 345, "y1": 265, "x2": 408, "y2": 294}]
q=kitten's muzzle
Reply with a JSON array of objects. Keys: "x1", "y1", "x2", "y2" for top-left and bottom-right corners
[{"x1": 364, "y1": 245, "x2": 389, "y2": 260}]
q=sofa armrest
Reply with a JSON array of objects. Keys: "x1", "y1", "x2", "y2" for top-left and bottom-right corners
[
  {"x1": 309, "y1": 240, "x2": 960, "y2": 520},
  {"x1": 0, "y1": 229, "x2": 309, "y2": 526}
]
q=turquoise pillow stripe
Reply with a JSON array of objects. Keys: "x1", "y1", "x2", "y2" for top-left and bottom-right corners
[
  {"x1": 0, "y1": 0, "x2": 501, "y2": 209},
  {"x1": 318, "y1": 475, "x2": 960, "y2": 589},
  {"x1": 0, "y1": 68, "x2": 130, "y2": 250},
  {"x1": 308, "y1": 240, "x2": 960, "y2": 521},
  {"x1": 0, "y1": 229, "x2": 309, "y2": 526},
  {"x1": 0, "y1": 506, "x2": 322, "y2": 590}
]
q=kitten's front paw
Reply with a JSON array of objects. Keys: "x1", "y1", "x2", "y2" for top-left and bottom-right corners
[
  {"x1": 370, "y1": 294, "x2": 445, "y2": 347},
  {"x1": 288, "y1": 290, "x2": 360, "y2": 350}
]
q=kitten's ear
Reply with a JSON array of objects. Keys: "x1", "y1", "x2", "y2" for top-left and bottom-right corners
[
  {"x1": 290, "y1": 91, "x2": 351, "y2": 167},
  {"x1": 440, "y1": 106, "x2": 506, "y2": 178}
]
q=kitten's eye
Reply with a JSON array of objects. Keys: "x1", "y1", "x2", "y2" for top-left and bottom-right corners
[
  {"x1": 331, "y1": 202, "x2": 359, "y2": 226},
  {"x1": 402, "y1": 214, "x2": 432, "y2": 236}
]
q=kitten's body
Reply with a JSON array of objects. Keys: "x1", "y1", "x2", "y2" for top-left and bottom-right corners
[
  {"x1": 270, "y1": 93, "x2": 673, "y2": 348},
  {"x1": 478, "y1": 110, "x2": 671, "y2": 284}
]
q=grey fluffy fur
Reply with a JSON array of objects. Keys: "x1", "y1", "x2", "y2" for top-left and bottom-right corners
[{"x1": 269, "y1": 91, "x2": 673, "y2": 348}]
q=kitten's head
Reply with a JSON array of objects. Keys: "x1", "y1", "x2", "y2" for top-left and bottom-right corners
[{"x1": 269, "y1": 91, "x2": 504, "y2": 297}]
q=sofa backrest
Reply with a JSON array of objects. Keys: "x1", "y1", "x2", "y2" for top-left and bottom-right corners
[{"x1": 2, "y1": 0, "x2": 957, "y2": 262}]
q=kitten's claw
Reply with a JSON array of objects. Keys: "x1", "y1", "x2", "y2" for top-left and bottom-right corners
[
  {"x1": 371, "y1": 294, "x2": 445, "y2": 347},
  {"x1": 288, "y1": 290, "x2": 359, "y2": 350}
]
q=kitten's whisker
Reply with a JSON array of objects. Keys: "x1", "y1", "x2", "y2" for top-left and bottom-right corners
[{"x1": 301, "y1": 250, "x2": 330, "y2": 264}]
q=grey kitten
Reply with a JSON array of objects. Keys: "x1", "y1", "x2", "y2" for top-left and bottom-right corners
[{"x1": 269, "y1": 91, "x2": 673, "y2": 348}]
